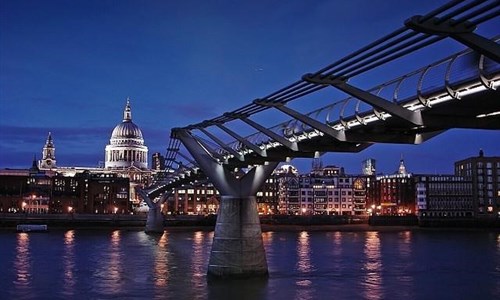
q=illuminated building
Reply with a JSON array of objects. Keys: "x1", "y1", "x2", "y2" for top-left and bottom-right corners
[
  {"x1": 353, "y1": 177, "x2": 367, "y2": 215},
  {"x1": 152, "y1": 152, "x2": 165, "y2": 171},
  {"x1": 165, "y1": 181, "x2": 219, "y2": 215},
  {"x1": 105, "y1": 99, "x2": 148, "y2": 169},
  {"x1": 454, "y1": 150, "x2": 500, "y2": 217},
  {"x1": 277, "y1": 165, "x2": 357, "y2": 216},
  {"x1": 368, "y1": 158, "x2": 415, "y2": 215},
  {"x1": 415, "y1": 175, "x2": 473, "y2": 218},
  {"x1": 362, "y1": 158, "x2": 376, "y2": 176},
  {"x1": 0, "y1": 159, "x2": 129, "y2": 214},
  {"x1": 0, "y1": 98, "x2": 153, "y2": 214},
  {"x1": 272, "y1": 164, "x2": 299, "y2": 214}
]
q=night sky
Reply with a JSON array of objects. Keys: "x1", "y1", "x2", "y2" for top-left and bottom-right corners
[{"x1": 1, "y1": 0, "x2": 499, "y2": 175}]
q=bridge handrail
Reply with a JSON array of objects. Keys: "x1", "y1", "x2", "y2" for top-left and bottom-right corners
[{"x1": 219, "y1": 44, "x2": 499, "y2": 155}]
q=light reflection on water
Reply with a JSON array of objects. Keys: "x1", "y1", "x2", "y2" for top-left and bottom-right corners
[
  {"x1": 4, "y1": 229, "x2": 499, "y2": 300},
  {"x1": 62, "y1": 230, "x2": 76, "y2": 297},
  {"x1": 154, "y1": 232, "x2": 169, "y2": 288},
  {"x1": 295, "y1": 231, "x2": 313, "y2": 300},
  {"x1": 191, "y1": 231, "x2": 209, "y2": 292},
  {"x1": 363, "y1": 232, "x2": 383, "y2": 300},
  {"x1": 296, "y1": 231, "x2": 313, "y2": 273},
  {"x1": 396, "y1": 231, "x2": 415, "y2": 298},
  {"x1": 93, "y1": 230, "x2": 124, "y2": 295},
  {"x1": 14, "y1": 233, "x2": 31, "y2": 287}
]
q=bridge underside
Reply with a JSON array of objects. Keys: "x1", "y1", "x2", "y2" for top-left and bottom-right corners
[{"x1": 226, "y1": 88, "x2": 500, "y2": 167}]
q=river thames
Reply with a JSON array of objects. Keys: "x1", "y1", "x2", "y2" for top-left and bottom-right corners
[{"x1": 0, "y1": 228, "x2": 499, "y2": 300}]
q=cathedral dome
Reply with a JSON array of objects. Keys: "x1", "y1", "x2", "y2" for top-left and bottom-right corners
[
  {"x1": 105, "y1": 99, "x2": 148, "y2": 169},
  {"x1": 111, "y1": 120, "x2": 143, "y2": 140}
]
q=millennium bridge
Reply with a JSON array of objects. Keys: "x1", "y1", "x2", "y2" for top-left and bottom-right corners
[{"x1": 138, "y1": 0, "x2": 500, "y2": 278}]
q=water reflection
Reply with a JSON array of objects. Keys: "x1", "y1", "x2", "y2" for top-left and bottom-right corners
[
  {"x1": 496, "y1": 234, "x2": 500, "y2": 296},
  {"x1": 94, "y1": 230, "x2": 124, "y2": 294},
  {"x1": 62, "y1": 230, "x2": 76, "y2": 297},
  {"x1": 262, "y1": 231, "x2": 274, "y2": 247},
  {"x1": 296, "y1": 231, "x2": 313, "y2": 273},
  {"x1": 14, "y1": 233, "x2": 32, "y2": 287},
  {"x1": 395, "y1": 231, "x2": 414, "y2": 298},
  {"x1": 332, "y1": 231, "x2": 343, "y2": 256},
  {"x1": 398, "y1": 231, "x2": 412, "y2": 258},
  {"x1": 363, "y1": 232, "x2": 383, "y2": 300},
  {"x1": 191, "y1": 231, "x2": 206, "y2": 289},
  {"x1": 497, "y1": 234, "x2": 500, "y2": 252},
  {"x1": 154, "y1": 233, "x2": 169, "y2": 288},
  {"x1": 295, "y1": 231, "x2": 313, "y2": 300}
]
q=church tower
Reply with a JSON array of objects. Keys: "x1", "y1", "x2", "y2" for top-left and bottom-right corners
[
  {"x1": 39, "y1": 132, "x2": 57, "y2": 169},
  {"x1": 397, "y1": 155, "x2": 407, "y2": 175}
]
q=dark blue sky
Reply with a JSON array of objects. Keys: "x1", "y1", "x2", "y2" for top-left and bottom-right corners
[{"x1": 1, "y1": 0, "x2": 499, "y2": 174}]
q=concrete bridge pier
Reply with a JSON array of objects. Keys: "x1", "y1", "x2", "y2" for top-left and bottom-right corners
[
  {"x1": 145, "y1": 204, "x2": 164, "y2": 233},
  {"x1": 136, "y1": 188, "x2": 165, "y2": 234},
  {"x1": 208, "y1": 195, "x2": 267, "y2": 277},
  {"x1": 174, "y1": 128, "x2": 279, "y2": 277}
]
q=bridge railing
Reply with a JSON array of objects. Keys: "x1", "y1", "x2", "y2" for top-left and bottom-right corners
[{"x1": 217, "y1": 45, "x2": 499, "y2": 157}]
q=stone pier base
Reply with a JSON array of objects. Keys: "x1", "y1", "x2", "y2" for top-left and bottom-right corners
[
  {"x1": 145, "y1": 207, "x2": 164, "y2": 234},
  {"x1": 208, "y1": 196, "x2": 268, "y2": 278}
]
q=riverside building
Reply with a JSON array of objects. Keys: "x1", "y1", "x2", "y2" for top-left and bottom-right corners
[
  {"x1": 415, "y1": 175, "x2": 474, "y2": 218},
  {"x1": 366, "y1": 158, "x2": 415, "y2": 215},
  {"x1": 454, "y1": 150, "x2": 500, "y2": 218}
]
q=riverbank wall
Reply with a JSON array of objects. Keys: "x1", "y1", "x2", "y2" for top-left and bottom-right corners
[{"x1": 1, "y1": 213, "x2": 498, "y2": 230}]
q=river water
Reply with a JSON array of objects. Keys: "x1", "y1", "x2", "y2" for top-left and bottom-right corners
[{"x1": 0, "y1": 228, "x2": 499, "y2": 300}]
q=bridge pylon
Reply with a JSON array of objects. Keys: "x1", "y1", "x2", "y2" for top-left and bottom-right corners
[
  {"x1": 174, "y1": 128, "x2": 279, "y2": 278},
  {"x1": 136, "y1": 188, "x2": 166, "y2": 234}
]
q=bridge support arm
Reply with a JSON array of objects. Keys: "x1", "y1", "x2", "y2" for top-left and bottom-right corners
[
  {"x1": 254, "y1": 100, "x2": 346, "y2": 141},
  {"x1": 215, "y1": 123, "x2": 267, "y2": 157},
  {"x1": 239, "y1": 116, "x2": 299, "y2": 151},
  {"x1": 303, "y1": 74, "x2": 424, "y2": 126},
  {"x1": 405, "y1": 15, "x2": 500, "y2": 62},
  {"x1": 198, "y1": 127, "x2": 244, "y2": 161},
  {"x1": 173, "y1": 128, "x2": 238, "y2": 195}
]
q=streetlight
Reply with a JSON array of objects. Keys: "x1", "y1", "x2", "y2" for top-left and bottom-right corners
[
  {"x1": 301, "y1": 207, "x2": 307, "y2": 215},
  {"x1": 114, "y1": 206, "x2": 118, "y2": 214},
  {"x1": 68, "y1": 206, "x2": 73, "y2": 213}
]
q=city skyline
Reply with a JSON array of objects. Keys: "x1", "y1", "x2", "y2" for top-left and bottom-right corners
[{"x1": 1, "y1": 0, "x2": 499, "y2": 174}]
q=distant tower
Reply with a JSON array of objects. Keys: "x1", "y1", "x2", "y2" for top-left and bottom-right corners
[
  {"x1": 152, "y1": 152, "x2": 165, "y2": 171},
  {"x1": 39, "y1": 132, "x2": 56, "y2": 169},
  {"x1": 397, "y1": 155, "x2": 408, "y2": 175},
  {"x1": 312, "y1": 151, "x2": 323, "y2": 172},
  {"x1": 362, "y1": 158, "x2": 376, "y2": 175}
]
